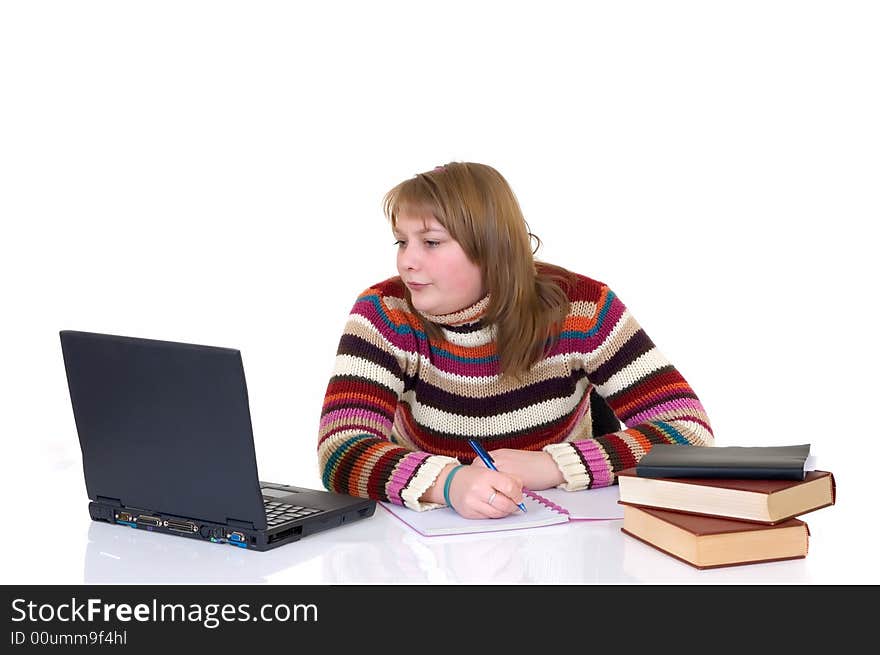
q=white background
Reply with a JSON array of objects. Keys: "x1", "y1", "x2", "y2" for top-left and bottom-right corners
[{"x1": 1, "y1": 1, "x2": 877, "y2": 584}]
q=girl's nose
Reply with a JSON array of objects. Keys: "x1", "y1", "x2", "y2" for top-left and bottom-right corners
[{"x1": 399, "y1": 246, "x2": 419, "y2": 270}]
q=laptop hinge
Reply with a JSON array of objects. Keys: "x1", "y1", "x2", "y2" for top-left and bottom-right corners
[
  {"x1": 226, "y1": 518, "x2": 257, "y2": 529},
  {"x1": 96, "y1": 496, "x2": 122, "y2": 507}
]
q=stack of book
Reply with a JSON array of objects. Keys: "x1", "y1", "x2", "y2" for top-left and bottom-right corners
[{"x1": 617, "y1": 444, "x2": 836, "y2": 570}]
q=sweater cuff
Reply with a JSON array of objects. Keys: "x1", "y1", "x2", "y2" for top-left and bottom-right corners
[
  {"x1": 400, "y1": 455, "x2": 461, "y2": 511},
  {"x1": 543, "y1": 443, "x2": 591, "y2": 491}
]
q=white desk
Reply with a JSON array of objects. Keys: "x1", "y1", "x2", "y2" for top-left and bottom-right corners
[
  {"x1": 73, "y1": 493, "x2": 851, "y2": 585},
  {"x1": 2, "y1": 447, "x2": 872, "y2": 585}
]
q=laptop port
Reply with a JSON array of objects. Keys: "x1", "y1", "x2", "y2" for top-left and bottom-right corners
[
  {"x1": 268, "y1": 526, "x2": 303, "y2": 543},
  {"x1": 227, "y1": 531, "x2": 246, "y2": 543},
  {"x1": 115, "y1": 511, "x2": 136, "y2": 527},
  {"x1": 165, "y1": 519, "x2": 198, "y2": 533},
  {"x1": 137, "y1": 515, "x2": 162, "y2": 527}
]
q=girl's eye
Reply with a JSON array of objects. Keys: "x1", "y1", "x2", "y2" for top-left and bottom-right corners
[{"x1": 393, "y1": 239, "x2": 440, "y2": 249}]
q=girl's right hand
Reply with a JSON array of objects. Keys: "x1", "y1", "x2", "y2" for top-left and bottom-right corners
[{"x1": 447, "y1": 464, "x2": 525, "y2": 519}]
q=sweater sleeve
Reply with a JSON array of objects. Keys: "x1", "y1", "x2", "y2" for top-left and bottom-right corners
[
  {"x1": 543, "y1": 285, "x2": 714, "y2": 491},
  {"x1": 317, "y1": 284, "x2": 459, "y2": 510}
]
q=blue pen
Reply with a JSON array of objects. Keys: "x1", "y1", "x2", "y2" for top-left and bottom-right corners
[{"x1": 467, "y1": 439, "x2": 528, "y2": 513}]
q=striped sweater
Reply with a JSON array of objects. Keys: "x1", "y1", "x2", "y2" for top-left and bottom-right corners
[{"x1": 318, "y1": 268, "x2": 713, "y2": 510}]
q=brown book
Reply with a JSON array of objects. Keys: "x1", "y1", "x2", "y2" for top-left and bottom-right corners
[
  {"x1": 616, "y1": 469, "x2": 835, "y2": 524},
  {"x1": 620, "y1": 503, "x2": 810, "y2": 569}
]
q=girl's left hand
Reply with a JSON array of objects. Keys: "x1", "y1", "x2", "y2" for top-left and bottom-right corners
[{"x1": 471, "y1": 448, "x2": 564, "y2": 491}]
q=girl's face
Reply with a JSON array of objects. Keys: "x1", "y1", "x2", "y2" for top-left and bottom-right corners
[{"x1": 393, "y1": 211, "x2": 485, "y2": 316}]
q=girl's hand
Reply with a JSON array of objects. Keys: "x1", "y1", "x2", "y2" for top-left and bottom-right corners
[
  {"x1": 471, "y1": 448, "x2": 564, "y2": 491},
  {"x1": 446, "y1": 464, "x2": 525, "y2": 519}
]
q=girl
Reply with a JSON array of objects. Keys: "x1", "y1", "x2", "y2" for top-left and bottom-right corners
[{"x1": 317, "y1": 162, "x2": 713, "y2": 519}]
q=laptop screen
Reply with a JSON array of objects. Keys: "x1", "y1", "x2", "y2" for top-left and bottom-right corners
[{"x1": 60, "y1": 331, "x2": 268, "y2": 530}]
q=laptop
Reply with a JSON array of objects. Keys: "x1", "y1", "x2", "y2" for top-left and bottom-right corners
[{"x1": 60, "y1": 330, "x2": 376, "y2": 552}]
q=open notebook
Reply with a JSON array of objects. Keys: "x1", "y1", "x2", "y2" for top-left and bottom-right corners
[{"x1": 381, "y1": 485, "x2": 623, "y2": 537}]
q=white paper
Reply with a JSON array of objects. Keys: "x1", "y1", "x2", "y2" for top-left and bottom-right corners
[
  {"x1": 381, "y1": 485, "x2": 623, "y2": 536},
  {"x1": 381, "y1": 495, "x2": 568, "y2": 536}
]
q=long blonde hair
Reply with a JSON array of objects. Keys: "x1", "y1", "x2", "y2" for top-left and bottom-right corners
[{"x1": 383, "y1": 162, "x2": 578, "y2": 379}]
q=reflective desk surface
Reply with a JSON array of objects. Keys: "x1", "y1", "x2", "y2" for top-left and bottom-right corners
[
  {"x1": 4, "y1": 460, "x2": 871, "y2": 585},
  {"x1": 50, "y1": 494, "x2": 865, "y2": 585}
]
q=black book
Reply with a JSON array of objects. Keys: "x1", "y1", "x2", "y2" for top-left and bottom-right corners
[{"x1": 635, "y1": 444, "x2": 811, "y2": 480}]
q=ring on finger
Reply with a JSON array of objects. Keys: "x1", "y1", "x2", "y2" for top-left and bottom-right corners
[{"x1": 487, "y1": 490, "x2": 497, "y2": 506}]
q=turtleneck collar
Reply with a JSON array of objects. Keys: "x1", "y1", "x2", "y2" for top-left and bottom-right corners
[{"x1": 418, "y1": 294, "x2": 490, "y2": 327}]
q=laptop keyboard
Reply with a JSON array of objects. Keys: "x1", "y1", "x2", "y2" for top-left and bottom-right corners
[{"x1": 264, "y1": 499, "x2": 322, "y2": 527}]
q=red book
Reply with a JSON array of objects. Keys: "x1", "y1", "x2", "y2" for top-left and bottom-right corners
[
  {"x1": 616, "y1": 468, "x2": 835, "y2": 524},
  {"x1": 620, "y1": 503, "x2": 810, "y2": 569}
]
